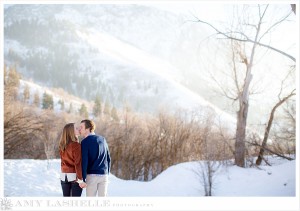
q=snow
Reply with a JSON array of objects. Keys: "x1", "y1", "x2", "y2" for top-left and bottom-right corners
[
  {"x1": 1, "y1": 4, "x2": 298, "y2": 211},
  {"x1": 19, "y1": 79, "x2": 92, "y2": 113},
  {"x1": 76, "y1": 29, "x2": 237, "y2": 130},
  {"x1": 2, "y1": 156, "x2": 298, "y2": 210}
]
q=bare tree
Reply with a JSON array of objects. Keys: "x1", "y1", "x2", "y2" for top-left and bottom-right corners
[
  {"x1": 193, "y1": 119, "x2": 221, "y2": 196},
  {"x1": 4, "y1": 101, "x2": 45, "y2": 158},
  {"x1": 41, "y1": 111, "x2": 66, "y2": 160},
  {"x1": 270, "y1": 100, "x2": 296, "y2": 157},
  {"x1": 255, "y1": 89, "x2": 295, "y2": 165},
  {"x1": 193, "y1": 5, "x2": 295, "y2": 62},
  {"x1": 195, "y1": 159, "x2": 221, "y2": 196},
  {"x1": 193, "y1": 5, "x2": 295, "y2": 167},
  {"x1": 4, "y1": 66, "x2": 45, "y2": 159}
]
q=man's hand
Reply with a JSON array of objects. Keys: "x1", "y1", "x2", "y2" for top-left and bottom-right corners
[
  {"x1": 77, "y1": 179, "x2": 87, "y2": 188},
  {"x1": 79, "y1": 182, "x2": 87, "y2": 189}
]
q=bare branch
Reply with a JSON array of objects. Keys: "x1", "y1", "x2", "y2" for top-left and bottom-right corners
[
  {"x1": 191, "y1": 12, "x2": 296, "y2": 62},
  {"x1": 249, "y1": 141, "x2": 294, "y2": 161},
  {"x1": 259, "y1": 11, "x2": 293, "y2": 42},
  {"x1": 208, "y1": 70, "x2": 238, "y2": 101}
]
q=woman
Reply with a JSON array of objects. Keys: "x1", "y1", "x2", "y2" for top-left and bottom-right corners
[{"x1": 59, "y1": 123, "x2": 84, "y2": 197}]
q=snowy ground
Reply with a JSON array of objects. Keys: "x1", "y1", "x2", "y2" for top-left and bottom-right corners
[
  {"x1": 1, "y1": 157, "x2": 299, "y2": 210},
  {"x1": 4, "y1": 156, "x2": 295, "y2": 197}
]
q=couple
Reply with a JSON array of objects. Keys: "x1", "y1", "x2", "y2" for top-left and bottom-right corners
[{"x1": 59, "y1": 119, "x2": 111, "y2": 197}]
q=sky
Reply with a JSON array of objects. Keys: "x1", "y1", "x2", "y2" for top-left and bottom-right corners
[
  {"x1": 148, "y1": 2, "x2": 227, "y2": 20},
  {"x1": 3, "y1": 157, "x2": 298, "y2": 210}
]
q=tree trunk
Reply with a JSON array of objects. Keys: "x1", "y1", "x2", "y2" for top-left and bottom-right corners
[
  {"x1": 235, "y1": 98, "x2": 248, "y2": 167},
  {"x1": 256, "y1": 90, "x2": 295, "y2": 165},
  {"x1": 234, "y1": 71, "x2": 252, "y2": 167},
  {"x1": 193, "y1": 5, "x2": 293, "y2": 167},
  {"x1": 234, "y1": 39, "x2": 256, "y2": 167},
  {"x1": 291, "y1": 4, "x2": 296, "y2": 14}
]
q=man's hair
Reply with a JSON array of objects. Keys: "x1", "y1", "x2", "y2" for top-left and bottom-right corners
[{"x1": 81, "y1": 119, "x2": 96, "y2": 132}]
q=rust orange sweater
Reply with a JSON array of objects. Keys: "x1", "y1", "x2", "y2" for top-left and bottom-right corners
[{"x1": 60, "y1": 141, "x2": 83, "y2": 180}]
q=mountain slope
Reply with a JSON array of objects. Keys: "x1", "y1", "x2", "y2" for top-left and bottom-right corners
[{"x1": 4, "y1": 4, "x2": 236, "y2": 126}]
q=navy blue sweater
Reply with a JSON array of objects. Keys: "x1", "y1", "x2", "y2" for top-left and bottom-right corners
[{"x1": 81, "y1": 134, "x2": 111, "y2": 182}]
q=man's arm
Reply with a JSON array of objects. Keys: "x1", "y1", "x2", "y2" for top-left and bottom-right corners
[
  {"x1": 105, "y1": 138, "x2": 111, "y2": 174},
  {"x1": 81, "y1": 139, "x2": 88, "y2": 182}
]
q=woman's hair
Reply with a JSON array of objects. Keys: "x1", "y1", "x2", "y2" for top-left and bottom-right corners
[
  {"x1": 81, "y1": 119, "x2": 96, "y2": 132},
  {"x1": 59, "y1": 123, "x2": 78, "y2": 152}
]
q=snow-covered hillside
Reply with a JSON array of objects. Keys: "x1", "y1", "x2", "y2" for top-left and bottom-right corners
[
  {"x1": 19, "y1": 79, "x2": 93, "y2": 114},
  {"x1": 4, "y1": 4, "x2": 209, "y2": 115},
  {"x1": 4, "y1": 157, "x2": 295, "y2": 197},
  {"x1": 4, "y1": 4, "x2": 296, "y2": 129}
]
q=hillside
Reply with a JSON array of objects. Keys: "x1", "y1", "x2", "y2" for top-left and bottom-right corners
[
  {"x1": 19, "y1": 79, "x2": 93, "y2": 114},
  {"x1": 4, "y1": 4, "x2": 296, "y2": 128},
  {"x1": 4, "y1": 4, "x2": 210, "y2": 115}
]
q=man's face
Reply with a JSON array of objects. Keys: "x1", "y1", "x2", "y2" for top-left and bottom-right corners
[
  {"x1": 79, "y1": 122, "x2": 89, "y2": 138},
  {"x1": 74, "y1": 124, "x2": 80, "y2": 137}
]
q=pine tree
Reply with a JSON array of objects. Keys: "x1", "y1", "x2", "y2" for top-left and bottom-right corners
[
  {"x1": 79, "y1": 103, "x2": 88, "y2": 118},
  {"x1": 111, "y1": 107, "x2": 119, "y2": 121},
  {"x1": 42, "y1": 92, "x2": 54, "y2": 110},
  {"x1": 33, "y1": 91, "x2": 40, "y2": 107},
  {"x1": 154, "y1": 86, "x2": 159, "y2": 95},
  {"x1": 93, "y1": 95, "x2": 102, "y2": 117},
  {"x1": 58, "y1": 99, "x2": 65, "y2": 111},
  {"x1": 4, "y1": 64, "x2": 7, "y2": 85},
  {"x1": 68, "y1": 103, "x2": 73, "y2": 114},
  {"x1": 23, "y1": 84, "x2": 30, "y2": 103},
  {"x1": 7, "y1": 65, "x2": 21, "y2": 88},
  {"x1": 104, "y1": 101, "x2": 110, "y2": 116},
  {"x1": 6, "y1": 65, "x2": 21, "y2": 100}
]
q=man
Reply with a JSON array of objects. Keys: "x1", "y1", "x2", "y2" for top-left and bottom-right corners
[{"x1": 79, "y1": 119, "x2": 111, "y2": 197}]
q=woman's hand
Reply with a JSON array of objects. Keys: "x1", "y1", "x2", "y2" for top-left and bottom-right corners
[
  {"x1": 79, "y1": 182, "x2": 87, "y2": 188},
  {"x1": 77, "y1": 179, "x2": 87, "y2": 188}
]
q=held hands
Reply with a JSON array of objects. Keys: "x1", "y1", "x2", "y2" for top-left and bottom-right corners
[
  {"x1": 77, "y1": 179, "x2": 87, "y2": 188},
  {"x1": 79, "y1": 182, "x2": 87, "y2": 189}
]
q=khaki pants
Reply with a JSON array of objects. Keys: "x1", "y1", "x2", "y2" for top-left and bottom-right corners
[{"x1": 86, "y1": 175, "x2": 108, "y2": 197}]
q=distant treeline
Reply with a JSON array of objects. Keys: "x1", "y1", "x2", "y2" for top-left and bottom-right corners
[
  {"x1": 4, "y1": 66, "x2": 295, "y2": 181},
  {"x1": 4, "y1": 65, "x2": 237, "y2": 181}
]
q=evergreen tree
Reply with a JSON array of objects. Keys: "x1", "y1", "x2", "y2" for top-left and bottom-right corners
[
  {"x1": 4, "y1": 64, "x2": 7, "y2": 85},
  {"x1": 23, "y1": 84, "x2": 30, "y2": 103},
  {"x1": 136, "y1": 80, "x2": 141, "y2": 89},
  {"x1": 68, "y1": 103, "x2": 73, "y2": 114},
  {"x1": 154, "y1": 86, "x2": 159, "y2": 95},
  {"x1": 33, "y1": 91, "x2": 40, "y2": 107},
  {"x1": 7, "y1": 65, "x2": 21, "y2": 88},
  {"x1": 79, "y1": 103, "x2": 88, "y2": 118},
  {"x1": 104, "y1": 101, "x2": 110, "y2": 116},
  {"x1": 5, "y1": 65, "x2": 21, "y2": 100},
  {"x1": 143, "y1": 80, "x2": 147, "y2": 91},
  {"x1": 93, "y1": 95, "x2": 102, "y2": 117},
  {"x1": 42, "y1": 92, "x2": 54, "y2": 110},
  {"x1": 58, "y1": 99, "x2": 65, "y2": 111},
  {"x1": 111, "y1": 107, "x2": 119, "y2": 121},
  {"x1": 117, "y1": 91, "x2": 124, "y2": 104},
  {"x1": 108, "y1": 87, "x2": 114, "y2": 105}
]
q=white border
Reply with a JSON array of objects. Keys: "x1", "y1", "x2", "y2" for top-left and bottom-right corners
[
  {"x1": 1, "y1": 0, "x2": 5, "y2": 201},
  {"x1": 1, "y1": 1, "x2": 299, "y2": 211},
  {"x1": 0, "y1": 197, "x2": 299, "y2": 211}
]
